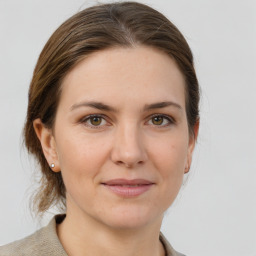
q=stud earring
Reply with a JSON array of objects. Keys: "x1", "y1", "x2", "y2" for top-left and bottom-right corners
[{"x1": 50, "y1": 163, "x2": 55, "y2": 168}]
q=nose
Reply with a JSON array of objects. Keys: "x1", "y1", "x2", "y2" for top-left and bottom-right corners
[{"x1": 110, "y1": 124, "x2": 148, "y2": 168}]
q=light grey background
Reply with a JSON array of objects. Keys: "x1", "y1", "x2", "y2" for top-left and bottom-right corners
[{"x1": 0, "y1": 0, "x2": 255, "y2": 255}]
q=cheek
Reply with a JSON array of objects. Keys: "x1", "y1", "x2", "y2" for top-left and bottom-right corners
[
  {"x1": 148, "y1": 133, "x2": 188, "y2": 200},
  {"x1": 158, "y1": 140, "x2": 188, "y2": 201},
  {"x1": 55, "y1": 135, "x2": 108, "y2": 205},
  {"x1": 55, "y1": 132, "x2": 110, "y2": 182},
  {"x1": 150, "y1": 134, "x2": 189, "y2": 175}
]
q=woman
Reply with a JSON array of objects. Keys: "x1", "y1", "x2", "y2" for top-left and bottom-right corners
[{"x1": 0, "y1": 2, "x2": 199, "y2": 256}]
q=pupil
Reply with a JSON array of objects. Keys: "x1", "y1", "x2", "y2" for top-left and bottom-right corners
[
  {"x1": 153, "y1": 116, "x2": 163, "y2": 125},
  {"x1": 91, "y1": 117, "x2": 101, "y2": 125}
]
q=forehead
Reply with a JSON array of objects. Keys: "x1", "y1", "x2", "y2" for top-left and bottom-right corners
[{"x1": 59, "y1": 46, "x2": 186, "y2": 110}]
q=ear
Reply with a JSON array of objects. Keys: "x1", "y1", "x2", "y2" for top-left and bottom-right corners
[
  {"x1": 185, "y1": 119, "x2": 199, "y2": 173},
  {"x1": 33, "y1": 118, "x2": 60, "y2": 172}
]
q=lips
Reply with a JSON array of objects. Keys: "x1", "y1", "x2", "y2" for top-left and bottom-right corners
[{"x1": 102, "y1": 179, "x2": 154, "y2": 197}]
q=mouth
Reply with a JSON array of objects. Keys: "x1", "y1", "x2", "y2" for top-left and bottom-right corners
[{"x1": 101, "y1": 179, "x2": 155, "y2": 197}]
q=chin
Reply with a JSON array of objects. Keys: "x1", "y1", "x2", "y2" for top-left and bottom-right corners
[{"x1": 97, "y1": 206, "x2": 163, "y2": 230}]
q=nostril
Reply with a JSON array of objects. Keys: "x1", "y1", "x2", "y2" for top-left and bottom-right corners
[
  {"x1": 110, "y1": 140, "x2": 147, "y2": 168},
  {"x1": 115, "y1": 160, "x2": 144, "y2": 168}
]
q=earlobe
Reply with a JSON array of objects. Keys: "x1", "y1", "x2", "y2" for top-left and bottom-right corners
[
  {"x1": 33, "y1": 119, "x2": 60, "y2": 172},
  {"x1": 185, "y1": 119, "x2": 200, "y2": 174}
]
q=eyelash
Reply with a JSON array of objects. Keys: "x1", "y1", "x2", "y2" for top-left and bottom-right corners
[{"x1": 79, "y1": 114, "x2": 175, "y2": 128}]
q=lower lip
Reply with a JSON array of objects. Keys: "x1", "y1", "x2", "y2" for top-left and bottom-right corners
[{"x1": 103, "y1": 184, "x2": 153, "y2": 197}]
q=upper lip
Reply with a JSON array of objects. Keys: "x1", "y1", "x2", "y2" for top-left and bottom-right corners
[{"x1": 102, "y1": 179, "x2": 154, "y2": 185}]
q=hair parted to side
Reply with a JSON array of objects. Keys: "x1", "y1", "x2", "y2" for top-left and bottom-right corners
[{"x1": 24, "y1": 1, "x2": 200, "y2": 215}]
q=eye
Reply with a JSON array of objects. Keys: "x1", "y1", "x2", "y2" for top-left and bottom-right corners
[
  {"x1": 80, "y1": 115, "x2": 108, "y2": 128},
  {"x1": 147, "y1": 114, "x2": 174, "y2": 127},
  {"x1": 152, "y1": 116, "x2": 164, "y2": 125},
  {"x1": 89, "y1": 116, "x2": 103, "y2": 126}
]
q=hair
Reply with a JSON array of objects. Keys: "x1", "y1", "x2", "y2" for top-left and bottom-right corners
[{"x1": 24, "y1": 1, "x2": 200, "y2": 215}]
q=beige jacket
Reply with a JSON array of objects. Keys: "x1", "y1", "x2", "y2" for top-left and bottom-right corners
[{"x1": 0, "y1": 215, "x2": 185, "y2": 256}]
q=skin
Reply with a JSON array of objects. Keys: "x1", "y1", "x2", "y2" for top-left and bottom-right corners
[{"x1": 34, "y1": 46, "x2": 198, "y2": 256}]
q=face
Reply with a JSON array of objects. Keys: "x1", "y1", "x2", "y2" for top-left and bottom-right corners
[{"x1": 36, "y1": 46, "x2": 197, "y2": 230}]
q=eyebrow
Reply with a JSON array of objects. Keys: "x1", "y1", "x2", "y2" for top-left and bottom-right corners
[
  {"x1": 143, "y1": 101, "x2": 182, "y2": 111},
  {"x1": 70, "y1": 101, "x2": 182, "y2": 112},
  {"x1": 70, "y1": 101, "x2": 117, "y2": 112}
]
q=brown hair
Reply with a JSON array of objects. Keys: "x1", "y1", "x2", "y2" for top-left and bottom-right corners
[{"x1": 24, "y1": 1, "x2": 200, "y2": 214}]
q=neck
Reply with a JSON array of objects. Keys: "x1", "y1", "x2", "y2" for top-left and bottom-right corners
[{"x1": 57, "y1": 211, "x2": 165, "y2": 256}]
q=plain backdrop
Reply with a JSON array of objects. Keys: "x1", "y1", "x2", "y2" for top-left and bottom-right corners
[{"x1": 0, "y1": 0, "x2": 255, "y2": 255}]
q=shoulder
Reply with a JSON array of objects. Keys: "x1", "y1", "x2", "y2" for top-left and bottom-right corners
[
  {"x1": 0, "y1": 227, "x2": 48, "y2": 256},
  {"x1": 0, "y1": 215, "x2": 67, "y2": 256},
  {"x1": 160, "y1": 232, "x2": 186, "y2": 256}
]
